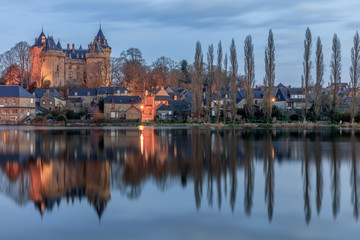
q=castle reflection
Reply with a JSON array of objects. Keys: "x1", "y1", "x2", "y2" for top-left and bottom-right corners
[{"x1": 0, "y1": 127, "x2": 359, "y2": 223}]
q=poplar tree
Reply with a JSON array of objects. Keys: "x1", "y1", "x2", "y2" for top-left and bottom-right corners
[
  {"x1": 244, "y1": 35, "x2": 255, "y2": 119},
  {"x1": 223, "y1": 54, "x2": 228, "y2": 123},
  {"x1": 350, "y1": 31, "x2": 360, "y2": 123},
  {"x1": 314, "y1": 37, "x2": 324, "y2": 121},
  {"x1": 229, "y1": 39, "x2": 238, "y2": 123},
  {"x1": 215, "y1": 41, "x2": 223, "y2": 123},
  {"x1": 302, "y1": 27, "x2": 312, "y2": 122},
  {"x1": 330, "y1": 34, "x2": 341, "y2": 122},
  {"x1": 193, "y1": 41, "x2": 204, "y2": 120},
  {"x1": 263, "y1": 30, "x2": 275, "y2": 122},
  {"x1": 206, "y1": 44, "x2": 214, "y2": 122}
]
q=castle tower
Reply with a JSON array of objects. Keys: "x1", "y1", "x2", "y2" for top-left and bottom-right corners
[
  {"x1": 29, "y1": 30, "x2": 46, "y2": 87},
  {"x1": 40, "y1": 37, "x2": 66, "y2": 87},
  {"x1": 85, "y1": 26, "x2": 112, "y2": 87}
]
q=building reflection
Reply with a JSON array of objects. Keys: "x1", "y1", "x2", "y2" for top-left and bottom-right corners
[{"x1": 0, "y1": 127, "x2": 360, "y2": 223}]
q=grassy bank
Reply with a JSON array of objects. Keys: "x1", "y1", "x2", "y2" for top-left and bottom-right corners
[{"x1": 21, "y1": 121, "x2": 360, "y2": 128}]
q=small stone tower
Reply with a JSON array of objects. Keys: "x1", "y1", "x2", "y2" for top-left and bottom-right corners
[{"x1": 29, "y1": 30, "x2": 46, "y2": 87}]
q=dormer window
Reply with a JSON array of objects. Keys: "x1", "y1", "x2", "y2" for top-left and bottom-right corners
[
  {"x1": 74, "y1": 92, "x2": 78, "y2": 96},
  {"x1": 87, "y1": 91, "x2": 90, "y2": 96},
  {"x1": 117, "y1": 90, "x2": 120, "y2": 94}
]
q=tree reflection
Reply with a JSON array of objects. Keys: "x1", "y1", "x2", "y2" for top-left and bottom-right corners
[
  {"x1": 314, "y1": 134, "x2": 323, "y2": 215},
  {"x1": 351, "y1": 131, "x2": 359, "y2": 220},
  {"x1": 302, "y1": 131, "x2": 311, "y2": 224},
  {"x1": 264, "y1": 131, "x2": 274, "y2": 222},
  {"x1": 330, "y1": 132, "x2": 340, "y2": 218},
  {"x1": 244, "y1": 131, "x2": 254, "y2": 216},
  {"x1": 230, "y1": 129, "x2": 237, "y2": 213}
]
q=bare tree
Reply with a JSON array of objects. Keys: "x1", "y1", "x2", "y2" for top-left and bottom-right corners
[
  {"x1": 193, "y1": 41, "x2": 204, "y2": 120},
  {"x1": 206, "y1": 44, "x2": 214, "y2": 122},
  {"x1": 223, "y1": 54, "x2": 228, "y2": 123},
  {"x1": 13, "y1": 42, "x2": 30, "y2": 88},
  {"x1": 229, "y1": 39, "x2": 238, "y2": 123},
  {"x1": 119, "y1": 48, "x2": 149, "y2": 95},
  {"x1": 302, "y1": 27, "x2": 312, "y2": 122},
  {"x1": 263, "y1": 30, "x2": 275, "y2": 122},
  {"x1": 314, "y1": 37, "x2": 324, "y2": 121},
  {"x1": 215, "y1": 41, "x2": 223, "y2": 123},
  {"x1": 151, "y1": 56, "x2": 177, "y2": 88},
  {"x1": 350, "y1": 31, "x2": 360, "y2": 123},
  {"x1": 330, "y1": 34, "x2": 341, "y2": 122},
  {"x1": 244, "y1": 35, "x2": 255, "y2": 119}
]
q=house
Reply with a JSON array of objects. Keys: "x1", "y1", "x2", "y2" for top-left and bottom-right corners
[
  {"x1": 68, "y1": 88, "x2": 97, "y2": 110},
  {"x1": 103, "y1": 96, "x2": 141, "y2": 120},
  {"x1": 66, "y1": 98, "x2": 83, "y2": 113},
  {"x1": 33, "y1": 88, "x2": 66, "y2": 111},
  {"x1": 156, "y1": 104, "x2": 173, "y2": 121},
  {"x1": 96, "y1": 86, "x2": 130, "y2": 99},
  {"x1": 0, "y1": 85, "x2": 36, "y2": 122},
  {"x1": 168, "y1": 100, "x2": 191, "y2": 121}
]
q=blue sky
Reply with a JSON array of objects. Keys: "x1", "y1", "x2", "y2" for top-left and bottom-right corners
[{"x1": 1, "y1": 0, "x2": 360, "y2": 86}]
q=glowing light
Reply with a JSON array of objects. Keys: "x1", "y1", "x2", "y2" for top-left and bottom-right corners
[
  {"x1": 140, "y1": 105, "x2": 144, "y2": 110},
  {"x1": 140, "y1": 133, "x2": 144, "y2": 155},
  {"x1": 139, "y1": 125, "x2": 144, "y2": 131},
  {"x1": 271, "y1": 98, "x2": 276, "y2": 102}
]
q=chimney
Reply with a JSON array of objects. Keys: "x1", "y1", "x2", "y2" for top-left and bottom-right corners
[
  {"x1": 67, "y1": 43, "x2": 70, "y2": 50},
  {"x1": 72, "y1": 44, "x2": 75, "y2": 53}
]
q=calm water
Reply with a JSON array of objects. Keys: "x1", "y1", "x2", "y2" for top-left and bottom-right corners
[{"x1": 0, "y1": 126, "x2": 359, "y2": 239}]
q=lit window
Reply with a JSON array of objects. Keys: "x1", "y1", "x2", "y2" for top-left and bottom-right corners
[
  {"x1": 50, "y1": 101, "x2": 53, "y2": 105},
  {"x1": 31, "y1": 99, "x2": 34, "y2": 103},
  {"x1": 42, "y1": 101, "x2": 45, "y2": 105},
  {"x1": 75, "y1": 92, "x2": 78, "y2": 96}
]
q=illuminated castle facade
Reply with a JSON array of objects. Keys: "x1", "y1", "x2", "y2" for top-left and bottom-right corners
[{"x1": 29, "y1": 27, "x2": 111, "y2": 88}]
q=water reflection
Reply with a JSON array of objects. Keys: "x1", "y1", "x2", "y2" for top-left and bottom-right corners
[{"x1": 0, "y1": 127, "x2": 360, "y2": 224}]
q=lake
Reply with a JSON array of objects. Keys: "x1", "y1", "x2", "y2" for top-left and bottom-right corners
[{"x1": 0, "y1": 126, "x2": 359, "y2": 239}]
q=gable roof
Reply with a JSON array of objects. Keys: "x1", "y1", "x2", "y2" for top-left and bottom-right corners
[
  {"x1": 68, "y1": 88, "x2": 97, "y2": 97},
  {"x1": 33, "y1": 88, "x2": 64, "y2": 100},
  {"x1": 97, "y1": 86, "x2": 129, "y2": 95},
  {"x1": 104, "y1": 96, "x2": 141, "y2": 104},
  {"x1": 0, "y1": 85, "x2": 34, "y2": 98},
  {"x1": 156, "y1": 104, "x2": 172, "y2": 112}
]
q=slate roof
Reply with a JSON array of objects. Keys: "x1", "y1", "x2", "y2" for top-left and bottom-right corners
[
  {"x1": 155, "y1": 95, "x2": 172, "y2": 101},
  {"x1": 0, "y1": 85, "x2": 34, "y2": 98},
  {"x1": 67, "y1": 98, "x2": 83, "y2": 103},
  {"x1": 33, "y1": 31, "x2": 46, "y2": 47},
  {"x1": 168, "y1": 100, "x2": 192, "y2": 112},
  {"x1": 95, "y1": 28, "x2": 111, "y2": 49},
  {"x1": 63, "y1": 49, "x2": 88, "y2": 60},
  {"x1": 33, "y1": 88, "x2": 64, "y2": 99},
  {"x1": 44, "y1": 36, "x2": 60, "y2": 51},
  {"x1": 97, "y1": 86, "x2": 129, "y2": 95},
  {"x1": 68, "y1": 88, "x2": 97, "y2": 97},
  {"x1": 157, "y1": 104, "x2": 172, "y2": 112},
  {"x1": 288, "y1": 88, "x2": 304, "y2": 95},
  {"x1": 104, "y1": 96, "x2": 141, "y2": 104}
]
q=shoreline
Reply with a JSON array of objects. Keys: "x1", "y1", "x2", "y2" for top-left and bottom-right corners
[{"x1": 1, "y1": 121, "x2": 360, "y2": 128}]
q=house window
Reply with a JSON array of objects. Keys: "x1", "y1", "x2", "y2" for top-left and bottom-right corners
[
  {"x1": 42, "y1": 101, "x2": 45, "y2": 105},
  {"x1": 4, "y1": 99, "x2": 7, "y2": 104},
  {"x1": 12, "y1": 99, "x2": 16, "y2": 104}
]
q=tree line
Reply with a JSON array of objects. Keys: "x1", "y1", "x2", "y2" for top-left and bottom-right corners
[{"x1": 1, "y1": 28, "x2": 360, "y2": 123}]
